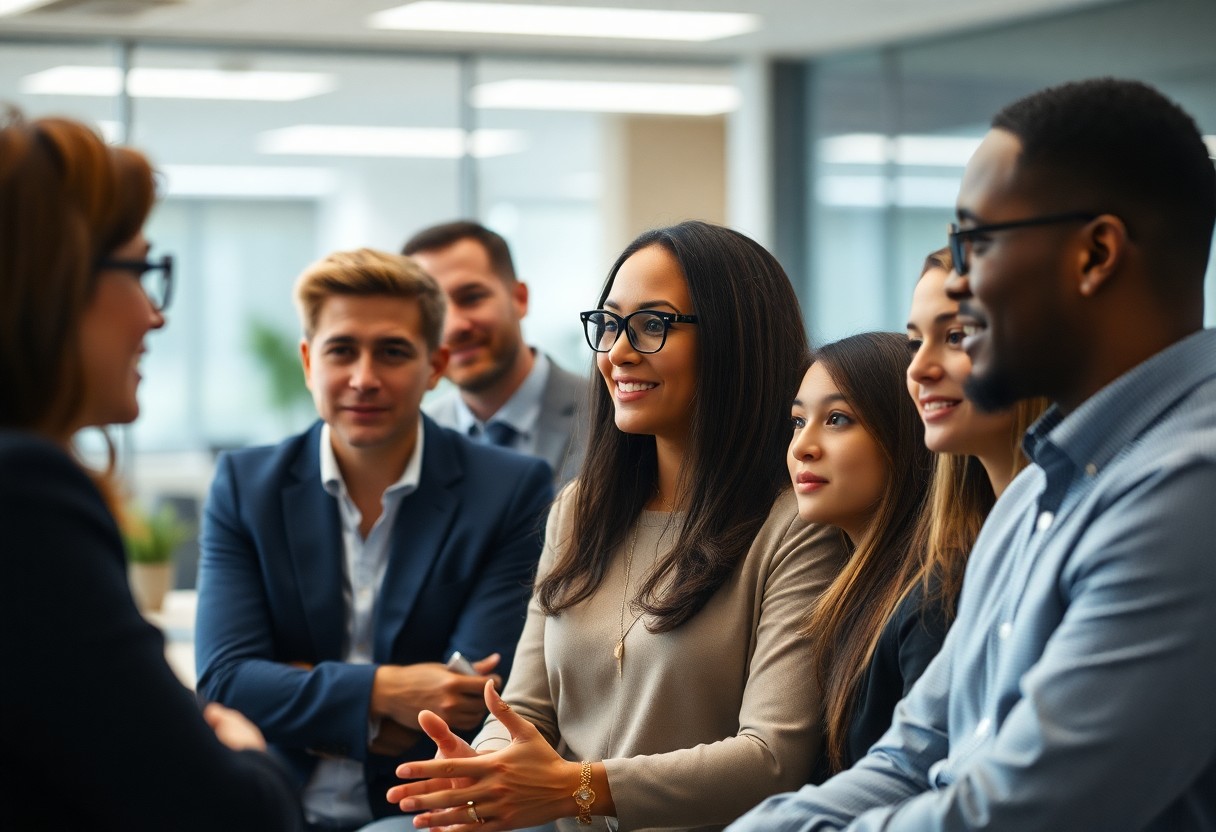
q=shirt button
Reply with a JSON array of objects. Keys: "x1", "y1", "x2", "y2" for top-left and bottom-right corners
[
  {"x1": 1085, "y1": 463, "x2": 1098, "y2": 477},
  {"x1": 1037, "y1": 511, "x2": 1054, "y2": 532},
  {"x1": 998, "y1": 622, "x2": 1013, "y2": 640},
  {"x1": 975, "y1": 718, "x2": 991, "y2": 738}
]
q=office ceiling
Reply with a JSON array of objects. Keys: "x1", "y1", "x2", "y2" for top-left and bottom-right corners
[{"x1": 0, "y1": 0, "x2": 1122, "y2": 59}]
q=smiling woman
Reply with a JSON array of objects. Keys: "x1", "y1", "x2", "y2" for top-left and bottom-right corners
[
  {"x1": 0, "y1": 111, "x2": 302, "y2": 829},
  {"x1": 385, "y1": 220, "x2": 848, "y2": 832}
]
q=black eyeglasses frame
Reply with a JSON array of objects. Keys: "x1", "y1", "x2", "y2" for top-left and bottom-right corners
[
  {"x1": 95, "y1": 253, "x2": 175, "y2": 312},
  {"x1": 948, "y1": 212, "x2": 1098, "y2": 275},
  {"x1": 579, "y1": 308, "x2": 699, "y2": 355}
]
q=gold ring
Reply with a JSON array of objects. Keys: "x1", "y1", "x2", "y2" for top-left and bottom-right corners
[{"x1": 466, "y1": 800, "x2": 484, "y2": 824}]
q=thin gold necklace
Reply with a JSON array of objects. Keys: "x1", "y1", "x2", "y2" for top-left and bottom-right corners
[{"x1": 615, "y1": 523, "x2": 643, "y2": 677}]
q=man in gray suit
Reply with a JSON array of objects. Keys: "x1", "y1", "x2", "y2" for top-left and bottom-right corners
[{"x1": 404, "y1": 221, "x2": 587, "y2": 487}]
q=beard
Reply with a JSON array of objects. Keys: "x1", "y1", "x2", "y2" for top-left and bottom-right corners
[
  {"x1": 456, "y1": 338, "x2": 522, "y2": 394},
  {"x1": 964, "y1": 366, "x2": 1023, "y2": 413}
]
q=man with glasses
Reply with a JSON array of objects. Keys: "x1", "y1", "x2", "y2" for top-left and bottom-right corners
[
  {"x1": 728, "y1": 78, "x2": 1216, "y2": 831},
  {"x1": 403, "y1": 221, "x2": 589, "y2": 487}
]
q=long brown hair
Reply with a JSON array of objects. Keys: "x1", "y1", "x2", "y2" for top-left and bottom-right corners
[
  {"x1": 910, "y1": 248, "x2": 1048, "y2": 617},
  {"x1": 800, "y1": 332, "x2": 934, "y2": 774},
  {"x1": 535, "y1": 221, "x2": 810, "y2": 632},
  {"x1": 0, "y1": 112, "x2": 156, "y2": 512},
  {"x1": 0, "y1": 111, "x2": 156, "y2": 438}
]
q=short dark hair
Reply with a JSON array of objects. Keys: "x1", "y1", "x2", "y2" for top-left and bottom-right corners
[
  {"x1": 992, "y1": 78, "x2": 1215, "y2": 284},
  {"x1": 536, "y1": 220, "x2": 811, "y2": 632},
  {"x1": 401, "y1": 220, "x2": 518, "y2": 283}
]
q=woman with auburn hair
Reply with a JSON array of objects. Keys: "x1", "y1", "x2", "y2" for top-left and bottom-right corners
[
  {"x1": 385, "y1": 220, "x2": 846, "y2": 831},
  {"x1": 905, "y1": 247, "x2": 1048, "y2": 623},
  {"x1": 784, "y1": 332, "x2": 937, "y2": 781},
  {"x1": 0, "y1": 112, "x2": 301, "y2": 830}
]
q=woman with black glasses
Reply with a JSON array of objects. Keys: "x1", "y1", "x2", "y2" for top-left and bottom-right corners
[
  {"x1": 384, "y1": 220, "x2": 846, "y2": 831},
  {"x1": 0, "y1": 112, "x2": 301, "y2": 830}
]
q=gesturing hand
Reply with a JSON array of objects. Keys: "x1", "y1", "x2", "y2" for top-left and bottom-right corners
[{"x1": 387, "y1": 681, "x2": 587, "y2": 831}]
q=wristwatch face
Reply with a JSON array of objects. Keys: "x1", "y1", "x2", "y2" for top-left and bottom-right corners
[{"x1": 575, "y1": 787, "x2": 595, "y2": 804}]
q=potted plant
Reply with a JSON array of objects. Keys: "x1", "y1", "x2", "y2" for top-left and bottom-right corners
[{"x1": 121, "y1": 503, "x2": 192, "y2": 613}]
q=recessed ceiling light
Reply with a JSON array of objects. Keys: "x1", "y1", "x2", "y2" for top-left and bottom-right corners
[
  {"x1": 20, "y1": 66, "x2": 335, "y2": 101},
  {"x1": 472, "y1": 80, "x2": 740, "y2": 115},
  {"x1": 258, "y1": 125, "x2": 526, "y2": 158},
  {"x1": 368, "y1": 1, "x2": 758, "y2": 41},
  {"x1": 0, "y1": 0, "x2": 55, "y2": 16}
]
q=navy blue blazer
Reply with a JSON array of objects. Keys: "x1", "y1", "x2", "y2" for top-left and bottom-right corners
[{"x1": 195, "y1": 416, "x2": 552, "y2": 817}]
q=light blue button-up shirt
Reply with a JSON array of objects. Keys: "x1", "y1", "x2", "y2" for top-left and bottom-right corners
[
  {"x1": 302, "y1": 422, "x2": 423, "y2": 827},
  {"x1": 453, "y1": 350, "x2": 549, "y2": 455},
  {"x1": 729, "y1": 329, "x2": 1216, "y2": 832}
]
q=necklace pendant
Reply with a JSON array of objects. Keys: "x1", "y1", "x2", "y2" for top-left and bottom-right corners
[{"x1": 614, "y1": 640, "x2": 624, "y2": 675}]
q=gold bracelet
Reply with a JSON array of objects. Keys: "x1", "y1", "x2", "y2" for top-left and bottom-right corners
[{"x1": 572, "y1": 760, "x2": 596, "y2": 825}]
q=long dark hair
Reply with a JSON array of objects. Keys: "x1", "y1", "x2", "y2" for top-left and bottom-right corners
[
  {"x1": 799, "y1": 332, "x2": 934, "y2": 773},
  {"x1": 536, "y1": 220, "x2": 810, "y2": 632}
]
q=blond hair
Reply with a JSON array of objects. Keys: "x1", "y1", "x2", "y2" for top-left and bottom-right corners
[{"x1": 294, "y1": 248, "x2": 446, "y2": 349}]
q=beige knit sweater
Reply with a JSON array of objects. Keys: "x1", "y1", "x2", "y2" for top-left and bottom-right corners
[{"x1": 473, "y1": 487, "x2": 847, "y2": 832}]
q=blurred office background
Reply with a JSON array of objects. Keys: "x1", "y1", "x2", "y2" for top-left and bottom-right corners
[{"x1": 2, "y1": 0, "x2": 1213, "y2": 530}]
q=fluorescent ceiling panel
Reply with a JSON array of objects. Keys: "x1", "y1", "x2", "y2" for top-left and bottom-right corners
[
  {"x1": 258, "y1": 125, "x2": 526, "y2": 158},
  {"x1": 0, "y1": 0, "x2": 54, "y2": 16},
  {"x1": 368, "y1": 1, "x2": 758, "y2": 41},
  {"x1": 820, "y1": 133, "x2": 982, "y2": 167},
  {"x1": 159, "y1": 165, "x2": 338, "y2": 198},
  {"x1": 20, "y1": 66, "x2": 335, "y2": 101},
  {"x1": 472, "y1": 80, "x2": 740, "y2": 115}
]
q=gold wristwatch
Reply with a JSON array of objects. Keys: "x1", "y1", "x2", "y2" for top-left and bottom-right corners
[{"x1": 573, "y1": 760, "x2": 595, "y2": 825}]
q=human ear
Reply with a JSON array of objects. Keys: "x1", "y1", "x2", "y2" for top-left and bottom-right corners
[{"x1": 1077, "y1": 214, "x2": 1129, "y2": 297}]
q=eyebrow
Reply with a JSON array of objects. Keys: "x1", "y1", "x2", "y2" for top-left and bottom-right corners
[
  {"x1": 322, "y1": 335, "x2": 416, "y2": 350},
  {"x1": 603, "y1": 298, "x2": 681, "y2": 312},
  {"x1": 792, "y1": 393, "x2": 848, "y2": 408},
  {"x1": 905, "y1": 311, "x2": 960, "y2": 331},
  {"x1": 956, "y1": 208, "x2": 983, "y2": 224}
]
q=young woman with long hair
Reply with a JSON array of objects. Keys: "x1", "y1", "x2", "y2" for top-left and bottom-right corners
[
  {"x1": 0, "y1": 112, "x2": 301, "y2": 830},
  {"x1": 905, "y1": 247, "x2": 1048, "y2": 620},
  {"x1": 787, "y1": 332, "x2": 936, "y2": 780},
  {"x1": 385, "y1": 220, "x2": 846, "y2": 831}
]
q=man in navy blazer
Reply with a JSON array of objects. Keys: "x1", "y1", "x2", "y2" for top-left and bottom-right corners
[{"x1": 196, "y1": 249, "x2": 553, "y2": 831}]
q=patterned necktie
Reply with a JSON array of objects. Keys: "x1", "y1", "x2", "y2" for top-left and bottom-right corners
[{"x1": 482, "y1": 421, "x2": 518, "y2": 448}]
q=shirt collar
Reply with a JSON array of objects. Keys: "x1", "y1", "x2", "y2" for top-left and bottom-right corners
[
  {"x1": 319, "y1": 420, "x2": 425, "y2": 499},
  {"x1": 453, "y1": 349, "x2": 549, "y2": 438},
  {"x1": 1024, "y1": 329, "x2": 1216, "y2": 476}
]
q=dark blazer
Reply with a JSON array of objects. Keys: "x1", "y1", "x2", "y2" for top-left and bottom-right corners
[
  {"x1": 195, "y1": 416, "x2": 552, "y2": 818},
  {"x1": 425, "y1": 353, "x2": 590, "y2": 486},
  {"x1": 0, "y1": 431, "x2": 301, "y2": 831}
]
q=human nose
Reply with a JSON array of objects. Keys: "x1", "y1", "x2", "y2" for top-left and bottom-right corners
[
  {"x1": 907, "y1": 343, "x2": 941, "y2": 386},
  {"x1": 605, "y1": 322, "x2": 641, "y2": 365},
  {"x1": 944, "y1": 270, "x2": 972, "y2": 302},
  {"x1": 349, "y1": 353, "x2": 380, "y2": 390},
  {"x1": 789, "y1": 427, "x2": 821, "y2": 461},
  {"x1": 443, "y1": 307, "x2": 472, "y2": 344}
]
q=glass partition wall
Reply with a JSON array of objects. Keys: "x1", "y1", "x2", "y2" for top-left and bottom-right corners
[{"x1": 794, "y1": 0, "x2": 1216, "y2": 344}]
